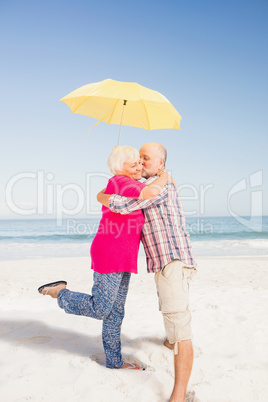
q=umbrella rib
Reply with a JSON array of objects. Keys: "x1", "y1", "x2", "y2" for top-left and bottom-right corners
[
  {"x1": 72, "y1": 96, "x2": 93, "y2": 113},
  {"x1": 108, "y1": 99, "x2": 120, "y2": 124},
  {"x1": 142, "y1": 100, "x2": 151, "y2": 130},
  {"x1": 136, "y1": 84, "x2": 150, "y2": 130}
]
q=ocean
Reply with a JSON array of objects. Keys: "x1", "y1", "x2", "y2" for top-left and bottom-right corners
[{"x1": 0, "y1": 216, "x2": 267, "y2": 261}]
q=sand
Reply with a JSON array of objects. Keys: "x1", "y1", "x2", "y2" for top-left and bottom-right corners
[{"x1": 0, "y1": 256, "x2": 267, "y2": 402}]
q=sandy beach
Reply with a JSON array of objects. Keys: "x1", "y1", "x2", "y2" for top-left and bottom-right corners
[{"x1": 0, "y1": 255, "x2": 267, "y2": 402}]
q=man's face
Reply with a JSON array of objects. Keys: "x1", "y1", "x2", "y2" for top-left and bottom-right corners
[{"x1": 139, "y1": 145, "x2": 164, "y2": 179}]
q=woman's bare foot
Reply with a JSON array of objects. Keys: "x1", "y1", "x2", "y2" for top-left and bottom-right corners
[
  {"x1": 41, "y1": 283, "x2": 66, "y2": 298},
  {"x1": 164, "y1": 338, "x2": 174, "y2": 350},
  {"x1": 120, "y1": 362, "x2": 145, "y2": 370}
]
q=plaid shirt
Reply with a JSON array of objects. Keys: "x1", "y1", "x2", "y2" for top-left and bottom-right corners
[{"x1": 109, "y1": 176, "x2": 197, "y2": 273}]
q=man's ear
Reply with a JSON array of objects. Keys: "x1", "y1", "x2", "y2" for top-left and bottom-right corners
[{"x1": 159, "y1": 158, "x2": 165, "y2": 171}]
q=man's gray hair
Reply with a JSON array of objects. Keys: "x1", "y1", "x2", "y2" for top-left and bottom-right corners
[{"x1": 107, "y1": 146, "x2": 140, "y2": 175}]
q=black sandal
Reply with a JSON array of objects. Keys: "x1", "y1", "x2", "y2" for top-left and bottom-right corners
[{"x1": 38, "y1": 281, "x2": 67, "y2": 294}]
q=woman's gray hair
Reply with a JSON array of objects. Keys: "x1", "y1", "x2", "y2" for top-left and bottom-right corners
[{"x1": 107, "y1": 146, "x2": 140, "y2": 175}]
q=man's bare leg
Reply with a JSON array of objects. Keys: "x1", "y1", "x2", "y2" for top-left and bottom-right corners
[{"x1": 169, "y1": 339, "x2": 193, "y2": 402}]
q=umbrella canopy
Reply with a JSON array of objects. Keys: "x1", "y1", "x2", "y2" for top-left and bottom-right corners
[{"x1": 60, "y1": 78, "x2": 182, "y2": 142}]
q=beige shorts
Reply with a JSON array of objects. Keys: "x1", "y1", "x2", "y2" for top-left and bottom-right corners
[{"x1": 154, "y1": 260, "x2": 197, "y2": 348}]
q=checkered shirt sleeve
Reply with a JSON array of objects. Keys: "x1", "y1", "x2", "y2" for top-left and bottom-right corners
[{"x1": 109, "y1": 187, "x2": 169, "y2": 215}]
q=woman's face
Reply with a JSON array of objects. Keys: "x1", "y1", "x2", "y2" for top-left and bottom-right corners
[{"x1": 118, "y1": 157, "x2": 142, "y2": 180}]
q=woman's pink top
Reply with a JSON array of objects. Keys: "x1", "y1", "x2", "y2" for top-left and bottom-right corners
[{"x1": 90, "y1": 175, "x2": 146, "y2": 274}]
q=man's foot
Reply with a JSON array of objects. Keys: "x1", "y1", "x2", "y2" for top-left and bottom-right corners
[
  {"x1": 120, "y1": 362, "x2": 145, "y2": 370},
  {"x1": 164, "y1": 338, "x2": 174, "y2": 350},
  {"x1": 169, "y1": 388, "x2": 196, "y2": 401},
  {"x1": 41, "y1": 283, "x2": 67, "y2": 298}
]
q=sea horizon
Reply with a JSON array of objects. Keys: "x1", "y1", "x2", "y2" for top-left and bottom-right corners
[{"x1": 0, "y1": 216, "x2": 267, "y2": 261}]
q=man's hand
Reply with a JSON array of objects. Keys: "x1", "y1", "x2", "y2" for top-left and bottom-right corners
[
  {"x1": 139, "y1": 171, "x2": 177, "y2": 200},
  {"x1": 157, "y1": 171, "x2": 176, "y2": 187},
  {"x1": 97, "y1": 188, "x2": 111, "y2": 208}
]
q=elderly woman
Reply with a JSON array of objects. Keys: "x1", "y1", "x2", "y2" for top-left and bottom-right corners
[{"x1": 38, "y1": 146, "x2": 169, "y2": 370}]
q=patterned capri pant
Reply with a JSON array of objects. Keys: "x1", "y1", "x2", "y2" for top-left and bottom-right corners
[{"x1": 57, "y1": 271, "x2": 131, "y2": 369}]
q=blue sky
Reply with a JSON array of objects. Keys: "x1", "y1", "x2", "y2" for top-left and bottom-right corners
[{"x1": 0, "y1": 0, "x2": 267, "y2": 219}]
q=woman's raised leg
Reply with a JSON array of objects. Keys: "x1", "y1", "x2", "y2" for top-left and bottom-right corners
[{"x1": 57, "y1": 272, "x2": 123, "y2": 320}]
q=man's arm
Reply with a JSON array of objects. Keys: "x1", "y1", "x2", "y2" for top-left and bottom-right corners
[
  {"x1": 108, "y1": 189, "x2": 169, "y2": 214},
  {"x1": 97, "y1": 172, "x2": 175, "y2": 209},
  {"x1": 96, "y1": 187, "x2": 169, "y2": 212}
]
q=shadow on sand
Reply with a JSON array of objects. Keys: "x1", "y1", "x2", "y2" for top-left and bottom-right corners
[{"x1": 0, "y1": 319, "x2": 164, "y2": 365}]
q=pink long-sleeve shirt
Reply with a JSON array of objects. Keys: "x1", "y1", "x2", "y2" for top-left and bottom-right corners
[{"x1": 90, "y1": 175, "x2": 145, "y2": 274}]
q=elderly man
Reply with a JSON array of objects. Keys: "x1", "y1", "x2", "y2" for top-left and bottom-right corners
[{"x1": 97, "y1": 143, "x2": 197, "y2": 402}]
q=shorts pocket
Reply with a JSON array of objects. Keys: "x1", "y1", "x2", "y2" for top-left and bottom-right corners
[
  {"x1": 182, "y1": 266, "x2": 197, "y2": 292},
  {"x1": 158, "y1": 264, "x2": 188, "y2": 313}
]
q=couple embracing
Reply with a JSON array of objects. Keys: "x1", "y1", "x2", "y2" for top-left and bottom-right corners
[{"x1": 38, "y1": 142, "x2": 197, "y2": 402}]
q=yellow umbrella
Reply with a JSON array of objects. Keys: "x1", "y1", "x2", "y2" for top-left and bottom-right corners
[{"x1": 60, "y1": 78, "x2": 182, "y2": 144}]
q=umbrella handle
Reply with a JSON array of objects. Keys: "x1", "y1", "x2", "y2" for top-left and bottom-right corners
[{"x1": 117, "y1": 100, "x2": 127, "y2": 145}]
